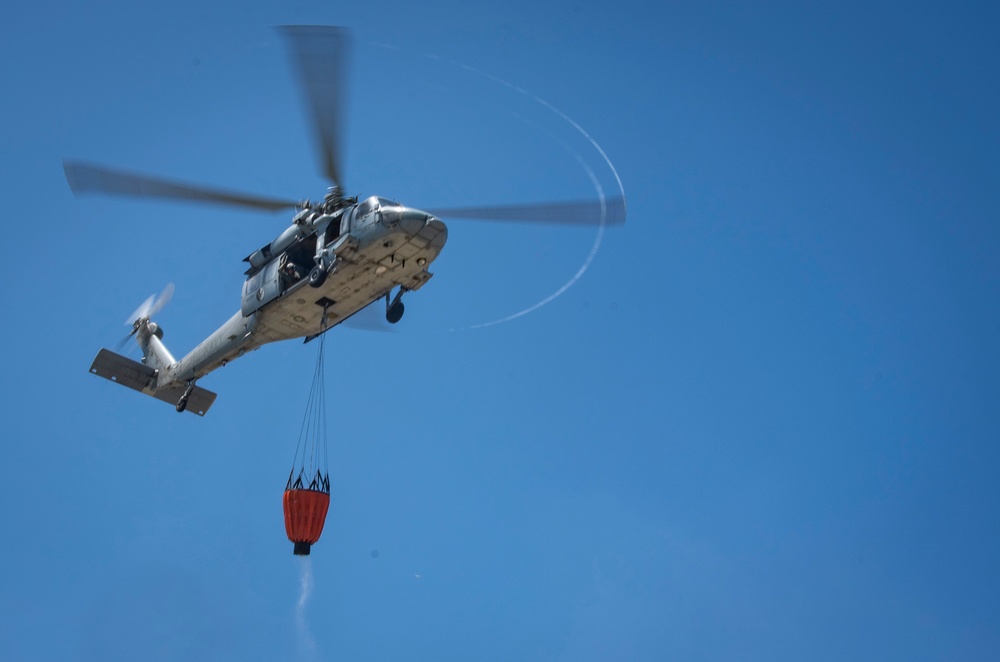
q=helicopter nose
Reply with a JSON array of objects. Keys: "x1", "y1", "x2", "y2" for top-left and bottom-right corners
[{"x1": 398, "y1": 208, "x2": 435, "y2": 235}]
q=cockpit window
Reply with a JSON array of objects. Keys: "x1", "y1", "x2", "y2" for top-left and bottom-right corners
[
  {"x1": 354, "y1": 196, "x2": 378, "y2": 218},
  {"x1": 377, "y1": 197, "x2": 400, "y2": 207}
]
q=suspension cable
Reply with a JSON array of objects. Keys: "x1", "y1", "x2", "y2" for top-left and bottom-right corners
[{"x1": 289, "y1": 316, "x2": 330, "y2": 492}]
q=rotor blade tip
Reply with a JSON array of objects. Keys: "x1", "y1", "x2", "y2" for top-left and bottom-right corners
[{"x1": 62, "y1": 160, "x2": 83, "y2": 194}]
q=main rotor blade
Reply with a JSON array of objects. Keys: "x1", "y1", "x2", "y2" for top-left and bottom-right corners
[
  {"x1": 279, "y1": 25, "x2": 351, "y2": 189},
  {"x1": 427, "y1": 196, "x2": 627, "y2": 226},
  {"x1": 64, "y1": 161, "x2": 298, "y2": 212}
]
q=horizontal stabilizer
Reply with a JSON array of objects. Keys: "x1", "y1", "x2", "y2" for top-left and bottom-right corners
[{"x1": 89, "y1": 348, "x2": 218, "y2": 416}]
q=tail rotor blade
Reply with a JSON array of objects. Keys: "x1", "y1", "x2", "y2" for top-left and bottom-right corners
[
  {"x1": 427, "y1": 196, "x2": 627, "y2": 226},
  {"x1": 117, "y1": 330, "x2": 138, "y2": 350},
  {"x1": 124, "y1": 283, "x2": 175, "y2": 325},
  {"x1": 125, "y1": 294, "x2": 156, "y2": 326},
  {"x1": 279, "y1": 25, "x2": 351, "y2": 189},
  {"x1": 147, "y1": 282, "x2": 175, "y2": 319},
  {"x1": 64, "y1": 160, "x2": 298, "y2": 212}
]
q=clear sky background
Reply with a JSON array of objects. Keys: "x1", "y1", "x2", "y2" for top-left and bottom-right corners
[{"x1": 2, "y1": 1, "x2": 999, "y2": 660}]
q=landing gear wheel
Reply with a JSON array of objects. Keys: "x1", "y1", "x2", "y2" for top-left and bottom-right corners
[
  {"x1": 176, "y1": 382, "x2": 195, "y2": 413},
  {"x1": 308, "y1": 265, "x2": 327, "y2": 288},
  {"x1": 386, "y1": 301, "x2": 404, "y2": 324}
]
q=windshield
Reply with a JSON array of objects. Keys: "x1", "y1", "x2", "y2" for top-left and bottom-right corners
[{"x1": 354, "y1": 196, "x2": 378, "y2": 218}]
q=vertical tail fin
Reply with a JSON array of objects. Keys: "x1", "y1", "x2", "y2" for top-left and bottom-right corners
[
  {"x1": 136, "y1": 322, "x2": 177, "y2": 375},
  {"x1": 123, "y1": 283, "x2": 176, "y2": 379}
]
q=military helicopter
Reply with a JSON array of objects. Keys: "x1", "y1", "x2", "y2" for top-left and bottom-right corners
[{"x1": 69, "y1": 26, "x2": 626, "y2": 416}]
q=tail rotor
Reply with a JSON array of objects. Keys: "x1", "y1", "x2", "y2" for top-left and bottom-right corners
[
  {"x1": 125, "y1": 282, "x2": 174, "y2": 326},
  {"x1": 119, "y1": 283, "x2": 174, "y2": 348}
]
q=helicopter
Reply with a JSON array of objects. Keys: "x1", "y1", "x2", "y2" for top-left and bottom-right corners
[{"x1": 69, "y1": 26, "x2": 626, "y2": 416}]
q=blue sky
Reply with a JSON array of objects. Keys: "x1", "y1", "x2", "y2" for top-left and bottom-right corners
[{"x1": 2, "y1": 1, "x2": 999, "y2": 659}]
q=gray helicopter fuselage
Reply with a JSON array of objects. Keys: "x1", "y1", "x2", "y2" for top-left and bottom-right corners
[
  {"x1": 152, "y1": 196, "x2": 447, "y2": 388},
  {"x1": 78, "y1": 25, "x2": 624, "y2": 417}
]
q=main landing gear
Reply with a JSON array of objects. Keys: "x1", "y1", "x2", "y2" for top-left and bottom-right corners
[
  {"x1": 386, "y1": 288, "x2": 406, "y2": 324},
  {"x1": 308, "y1": 265, "x2": 327, "y2": 288},
  {"x1": 309, "y1": 255, "x2": 337, "y2": 288}
]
